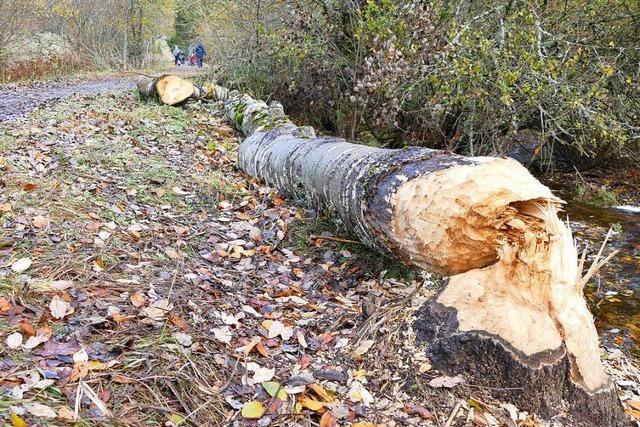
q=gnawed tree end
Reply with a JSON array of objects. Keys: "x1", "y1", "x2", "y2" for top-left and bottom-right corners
[
  {"x1": 136, "y1": 75, "x2": 197, "y2": 106},
  {"x1": 218, "y1": 87, "x2": 627, "y2": 426},
  {"x1": 142, "y1": 75, "x2": 627, "y2": 425}
]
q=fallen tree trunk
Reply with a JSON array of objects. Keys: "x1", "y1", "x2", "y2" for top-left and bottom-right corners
[
  {"x1": 136, "y1": 75, "x2": 199, "y2": 106},
  {"x1": 143, "y1": 76, "x2": 626, "y2": 426}
]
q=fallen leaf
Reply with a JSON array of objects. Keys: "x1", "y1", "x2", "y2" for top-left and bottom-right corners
[
  {"x1": 25, "y1": 403, "x2": 56, "y2": 418},
  {"x1": 250, "y1": 366, "x2": 275, "y2": 384},
  {"x1": 32, "y1": 215, "x2": 50, "y2": 228},
  {"x1": 57, "y1": 406, "x2": 76, "y2": 421},
  {"x1": 225, "y1": 395, "x2": 244, "y2": 410},
  {"x1": 298, "y1": 397, "x2": 325, "y2": 411},
  {"x1": 352, "y1": 423, "x2": 375, "y2": 427},
  {"x1": 22, "y1": 182, "x2": 37, "y2": 191},
  {"x1": 212, "y1": 326, "x2": 233, "y2": 344},
  {"x1": 353, "y1": 339, "x2": 375, "y2": 356},
  {"x1": 10, "y1": 413, "x2": 27, "y2": 427},
  {"x1": 347, "y1": 381, "x2": 374, "y2": 406},
  {"x1": 6, "y1": 332, "x2": 23, "y2": 349},
  {"x1": 297, "y1": 330, "x2": 308, "y2": 348},
  {"x1": 73, "y1": 349, "x2": 89, "y2": 363},
  {"x1": 11, "y1": 258, "x2": 32, "y2": 273},
  {"x1": 308, "y1": 383, "x2": 333, "y2": 402},
  {"x1": 262, "y1": 381, "x2": 288, "y2": 401},
  {"x1": 0, "y1": 297, "x2": 12, "y2": 313},
  {"x1": 428, "y1": 375, "x2": 465, "y2": 388},
  {"x1": 405, "y1": 403, "x2": 433, "y2": 419},
  {"x1": 263, "y1": 320, "x2": 293, "y2": 340},
  {"x1": 23, "y1": 334, "x2": 49, "y2": 349},
  {"x1": 49, "y1": 296, "x2": 71, "y2": 319},
  {"x1": 172, "y1": 332, "x2": 193, "y2": 347},
  {"x1": 418, "y1": 361, "x2": 432, "y2": 373},
  {"x1": 167, "y1": 413, "x2": 185, "y2": 425},
  {"x1": 142, "y1": 299, "x2": 173, "y2": 320},
  {"x1": 319, "y1": 411, "x2": 338, "y2": 427},
  {"x1": 168, "y1": 312, "x2": 190, "y2": 331},
  {"x1": 130, "y1": 292, "x2": 146, "y2": 307},
  {"x1": 165, "y1": 247, "x2": 181, "y2": 260},
  {"x1": 241, "y1": 400, "x2": 265, "y2": 419}
]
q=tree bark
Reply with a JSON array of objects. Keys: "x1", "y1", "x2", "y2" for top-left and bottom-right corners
[{"x1": 145, "y1": 76, "x2": 627, "y2": 426}]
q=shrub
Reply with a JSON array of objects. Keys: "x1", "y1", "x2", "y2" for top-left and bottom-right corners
[{"x1": 208, "y1": 0, "x2": 640, "y2": 166}]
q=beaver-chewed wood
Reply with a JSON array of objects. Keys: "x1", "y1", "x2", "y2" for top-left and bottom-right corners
[
  {"x1": 142, "y1": 75, "x2": 627, "y2": 426},
  {"x1": 136, "y1": 75, "x2": 198, "y2": 106}
]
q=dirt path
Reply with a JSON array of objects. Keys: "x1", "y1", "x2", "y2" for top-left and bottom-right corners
[
  {"x1": 0, "y1": 77, "x2": 136, "y2": 121},
  {"x1": 0, "y1": 90, "x2": 638, "y2": 426},
  {"x1": 0, "y1": 68, "x2": 204, "y2": 121}
]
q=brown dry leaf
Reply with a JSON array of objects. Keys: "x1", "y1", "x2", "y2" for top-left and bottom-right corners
[
  {"x1": 142, "y1": 299, "x2": 173, "y2": 320},
  {"x1": 113, "y1": 374, "x2": 135, "y2": 384},
  {"x1": 0, "y1": 297, "x2": 13, "y2": 313},
  {"x1": 319, "y1": 411, "x2": 338, "y2": 427},
  {"x1": 308, "y1": 383, "x2": 334, "y2": 403},
  {"x1": 173, "y1": 225, "x2": 190, "y2": 236},
  {"x1": 165, "y1": 247, "x2": 181, "y2": 260},
  {"x1": 255, "y1": 341, "x2": 269, "y2": 357},
  {"x1": 130, "y1": 292, "x2": 146, "y2": 307},
  {"x1": 0, "y1": 202, "x2": 12, "y2": 212},
  {"x1": 49, "y1": 296, "x2": 71, "y2": 320},
  {"x1": 18, "y1": 319, "x2": 36, "y2": 336},
  {"x1": 93, "y1": 258, "x2": 105, "y2": 271},
  {"x1": 353, "y1": 339, "x2": 375, "y2": 356},
  {"x1": 168, "y1": 312, "x2": 190, "y2": 331},
  {"x1": 627, "y1": 409, "x2": 640, "y2": 421},
  {"x1": 22, "y1": 182, "x2": 37, "y2": 192},
  {"x1": 298, "y1": 397, "x2": 325, "y2": 412},
  {"x1": 57, "y1": 406, "x2": 76, "y2": 421},
  {"x1": 428, "y1": 375, "x2": 465, "y2": 388},
  {"x1": 111, "y1": 312, "x2": 136, "y2": 323},
  {"x1": 351, "y1": 423, "x2": 375, "y2": 427},
  {"x1": 239, "y1": 337, "x2": 261, "y2": 356},
  {"x1": 405, "y1": 403, "x2": 433, "y2": 419},
  {"x1": 32, "y1": 215, "x2": 50, "y2": 228}
]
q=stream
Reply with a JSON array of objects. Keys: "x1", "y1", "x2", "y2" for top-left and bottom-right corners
[{"x1": 547, "y1": 179, "x2": 640, "y2": 356}]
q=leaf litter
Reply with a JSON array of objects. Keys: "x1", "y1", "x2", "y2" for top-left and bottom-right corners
[{"x1": 0, "y1": 88, "x2": 638, "y2": 427}]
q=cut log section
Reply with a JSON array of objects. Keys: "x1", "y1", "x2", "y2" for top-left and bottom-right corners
[
  {"x1": 147, "y1": 76, "x2": 627, "y2": 425},
  {"x1": 136, "y1": 75, "x2": 198, "y2": 106}
]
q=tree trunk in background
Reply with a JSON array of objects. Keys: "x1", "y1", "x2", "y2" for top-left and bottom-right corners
[{"x1": 142, "y1": 76, "x2": 627, "y2": 426}]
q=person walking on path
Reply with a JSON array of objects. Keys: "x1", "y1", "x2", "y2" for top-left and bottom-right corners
[
  {"x1": 173, "y1": 45, "x2": 183, "y2": 66},
  {"x1": 188, "y1": 45, "x2": 196, "y2": 67},
  {"x1": 195, "y1": 43, "x2": 206, "y2": 68}
]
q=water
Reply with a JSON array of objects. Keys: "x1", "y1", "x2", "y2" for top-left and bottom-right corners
[{"x1": 548, "y1": 181, "x2": 640, "y2": 356}]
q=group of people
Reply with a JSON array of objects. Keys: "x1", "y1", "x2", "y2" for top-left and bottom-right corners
[{"x1": 173, "y1": 43, "x2": 206, "y2": 68}]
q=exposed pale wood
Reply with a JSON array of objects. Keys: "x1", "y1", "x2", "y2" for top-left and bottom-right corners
[
  {"x1": 141, "y1": 76, "x2": 626, "y2": 425},
  {"x1": 137, "y1": 75, "x2": 197, "y2": 106}
]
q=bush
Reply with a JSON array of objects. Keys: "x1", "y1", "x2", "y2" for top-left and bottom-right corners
[{"x1": 210, "y1": 0, "x2": 640, "y2": 166}]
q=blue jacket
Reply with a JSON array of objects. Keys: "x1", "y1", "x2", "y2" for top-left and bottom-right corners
[{"x1": 195, "y1": 44, "x2": 206, "y2": 57}]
